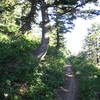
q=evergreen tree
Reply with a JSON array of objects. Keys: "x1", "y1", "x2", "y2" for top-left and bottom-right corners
[
  {"x1": 84, "y1": 23, "x2": 100, "y2": 64},
  {"x1": 0, "y1": 0, "x2": 100, "y2": 59}
]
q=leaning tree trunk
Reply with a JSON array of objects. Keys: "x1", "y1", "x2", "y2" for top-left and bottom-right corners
[{"x1": 33, "y1": 0, "x2": 50, "y2": 59}]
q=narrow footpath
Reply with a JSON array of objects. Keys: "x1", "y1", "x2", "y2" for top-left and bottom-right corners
[{"x1": 56, "y1": 65, "x2": 78, "y2": 100}]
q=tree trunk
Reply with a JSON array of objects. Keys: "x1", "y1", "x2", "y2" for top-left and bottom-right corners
[
  {"x1": 55, "y1": 6, "x2": 60, "y2": 50},
  {"x1": 33, "y1": 0, "x2": 50, "y2": 59},
  {"x1": 56, "y1": 27, "x2": 60, "y2": 49}
]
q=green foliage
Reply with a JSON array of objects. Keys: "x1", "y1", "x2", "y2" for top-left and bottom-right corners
[
  {"x1": 0, "y1": 33, "x2": 66, "y2": 100},
  {"x1": 0, "y1": 33, "x2": 39, "y2": 99},
  {"x1": 68, "y1": 55, "x2": 100, "y2": 100},
  {"x1": 0, "y1": 0, "x2": 20, "y2": 33},
  {"x1": 1, "y1": 0, "x2": 99, "y2": 99},
  {"x1": 84, "y1": 23, "x2": 100, "y2": 65}
]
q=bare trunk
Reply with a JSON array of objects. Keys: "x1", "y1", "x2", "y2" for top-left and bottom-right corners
[{"x1": 33, "y1": 0, "x2": 49, "y2": 59}]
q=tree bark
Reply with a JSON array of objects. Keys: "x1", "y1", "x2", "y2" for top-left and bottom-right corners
[
  {"x1": 33, "y1": 0, "x2": 50, "y2": 59},
  {"x1": 56, "y1": 14, "x2": 60, "y2": 50}
]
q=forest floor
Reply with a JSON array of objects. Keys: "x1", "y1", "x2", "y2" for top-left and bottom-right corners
[{"x1": 56, "y1": 65, "x2": 78, "y2": 100}]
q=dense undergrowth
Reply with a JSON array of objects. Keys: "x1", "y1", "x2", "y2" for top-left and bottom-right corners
[
  {"x1": 0, "y1": 33, "x2": 66, "y2": 100},
  {"x1": 68, "y1": 55, "x2": 100, "y2": 100}
]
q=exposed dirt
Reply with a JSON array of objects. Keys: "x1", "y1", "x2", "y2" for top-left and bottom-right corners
[{"x1": 56, "y1": 65, "x2": 78, "y2": 100}]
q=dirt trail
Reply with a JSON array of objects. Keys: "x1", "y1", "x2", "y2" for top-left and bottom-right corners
[{"x1": 56, "y1": 65, "x2": 78, "y2": 100}]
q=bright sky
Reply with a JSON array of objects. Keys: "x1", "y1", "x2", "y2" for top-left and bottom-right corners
[
  {"x1": 64, "y1": 0, "x2": 100, "y2": 55},
  {"x1": 65, "y1": 16, "x2": 100, "y2": 55}
]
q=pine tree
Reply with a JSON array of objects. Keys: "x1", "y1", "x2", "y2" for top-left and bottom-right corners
[{"x1": 84, "y1": 23, "x2": 100, "y2": 64}]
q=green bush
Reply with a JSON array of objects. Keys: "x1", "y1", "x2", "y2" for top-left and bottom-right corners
[
  {"x1": 0, "y1": 33, "x2": 40, "y2": 99},
  {"x1": 69, "y1": 55, "x2": 100, "y2": 100},
  {"x1": 0, "y1": 33, "x2": 65, "y2": 100}
]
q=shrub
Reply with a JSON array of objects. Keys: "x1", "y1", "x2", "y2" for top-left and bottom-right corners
[
  {"x1": 69, "y1": 55, "x2": 100, "y2": 100},
  {"x1": 0, "y1": 33, "x2": 66, "y2": 100}
]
